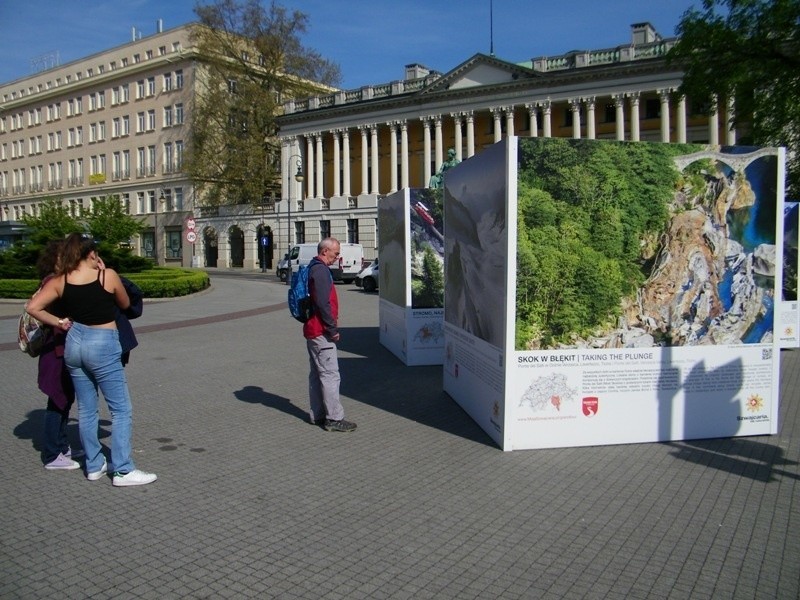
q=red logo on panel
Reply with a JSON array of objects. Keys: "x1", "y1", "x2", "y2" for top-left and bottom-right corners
[{"x1": 582, "y1": 396, "x2": 599, "y2": 417}]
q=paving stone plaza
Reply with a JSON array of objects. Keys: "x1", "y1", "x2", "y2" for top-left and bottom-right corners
[{"x1": 1, "y1": 271, "x2": 798, "y2": 599}]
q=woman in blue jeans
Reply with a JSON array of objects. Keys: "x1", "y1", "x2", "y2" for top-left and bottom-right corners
[{"x1": 27, "y1": 233, "x2": 156, "y2": 487}]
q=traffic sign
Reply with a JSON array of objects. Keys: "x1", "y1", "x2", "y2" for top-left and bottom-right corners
[
  {"x1": 186, "y1": 231, "x2": 197, "y2": 243},
  {"x1": 186, "y1": 218, "x2": 196, "y2": 231}
]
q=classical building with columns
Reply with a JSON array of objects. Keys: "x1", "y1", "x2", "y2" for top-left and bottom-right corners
[{"x1": 265, "y1": 22, "x2": 738, "y2": 267}]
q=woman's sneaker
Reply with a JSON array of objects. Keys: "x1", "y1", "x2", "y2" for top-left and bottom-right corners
[
  {"x1": 87, "y1": 460, "x2": 108, "y2": 481},
  {"x1": 44, "y1": 453, "x2": 80, "y2": 470},
  {"x1": 112, "y1": 469, "x2": 158, "y2": 487}
]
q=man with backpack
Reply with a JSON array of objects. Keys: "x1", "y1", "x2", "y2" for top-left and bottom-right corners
[{"x1": 304, "y1": 238, "x2": 357, "y2": 432}]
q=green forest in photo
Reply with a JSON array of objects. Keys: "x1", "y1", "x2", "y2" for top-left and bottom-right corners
[{"x1": 515, "y1": 137, "x2": 705, "y2": 350}]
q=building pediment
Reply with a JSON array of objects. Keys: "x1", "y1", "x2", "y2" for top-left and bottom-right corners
[{"x1": 420, "y1": 54, "x2": 537, "y2": 94}]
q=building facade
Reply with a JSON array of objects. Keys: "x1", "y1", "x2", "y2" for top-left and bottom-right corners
[
  {"x1": 272, "y1": 22, "x2": 739, "y2": 265},
  {"x1": 1, "y1": 22, "x2": 741, "y2": 271},
  {"x1": 0, "y1": 23, "x2": 197, "y2": 264}
]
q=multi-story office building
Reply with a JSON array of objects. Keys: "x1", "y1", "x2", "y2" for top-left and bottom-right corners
[
  {"x1": 0, "y1": 25, "x2": 196, "y2": 265},
  {"x1": 266, "y1": 22, "x2": 739, "y2": 267},
  {"x1": 0, "y1": 22, "x2": 196, "y2": 263}
]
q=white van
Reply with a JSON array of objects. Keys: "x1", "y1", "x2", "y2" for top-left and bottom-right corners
[
  {"x1": 334, "y1": 243, "x2": 364, "y2": 283},
  {"x1": 287, "y1": 242, "x2": 363, "y2": 283}
]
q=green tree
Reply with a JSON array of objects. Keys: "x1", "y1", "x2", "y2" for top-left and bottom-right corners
[
  {"x1": 668, "y1": 0, "x2": 800, "y2": 196},
  {"x1": 16, "y1": 196, "x2": 148, "y2": 273},
  {"x1": 189, "y1": 0, "x2": 341, "y2": 207}
]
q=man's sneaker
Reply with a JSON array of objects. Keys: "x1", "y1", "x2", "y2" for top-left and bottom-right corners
[
  {"x1": 312, "y1": 418, "x2": 326, "y2": 427},
  {"x1": 86, "y1": 460, "x2": 108, "y2": 481},
  {"x1": 112, "y1": 469, "x2": 157, "y2": 487},
  {"x1": 44, "y1": 453, "x2": 80, "y2": 470},
  {"x1": 323, "y1": 419, "x2": 357, "y2": 433}
]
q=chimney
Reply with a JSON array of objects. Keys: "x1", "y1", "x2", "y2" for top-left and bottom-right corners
[
  {"x1": 157, "y1": 19, "x2": 163, "y2": 33},
  {"x1": 631, "y1": 22, "x2": 661, "y2": 45}
]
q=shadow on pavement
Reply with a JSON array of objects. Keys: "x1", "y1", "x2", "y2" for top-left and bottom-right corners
[
  {"x1": 665, "y1": 437, "x2": 800, "y2": 483},
  {"x1": 233, "y1": 385, "x2": 310, "y2": 423},
  {"x1": 337, "y1": 326, "x2": 495, "y2": 448}
]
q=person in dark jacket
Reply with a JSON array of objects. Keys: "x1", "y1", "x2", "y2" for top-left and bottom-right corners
[
  {"x1": 35, "y1": 240, "x2": 80, "y2": 470},
  {"x1": 303, "y1": 238, "x2": 356, "y2": 432}
]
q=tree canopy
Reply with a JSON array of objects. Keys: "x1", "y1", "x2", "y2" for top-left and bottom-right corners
[
  {"x1": 668, "y1": 0, "x2": 800, "y2": 196},
  {"x1": 188, "y1": 0, "x2": 341, "y2": 207}
]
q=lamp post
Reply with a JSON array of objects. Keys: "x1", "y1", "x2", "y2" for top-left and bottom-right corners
[
  {"x1": 155, "y1": 190, "x2": 166, "y2": 265},
  {"x1": 285, "y1": 154, "x2": 304, "y2": 283}
]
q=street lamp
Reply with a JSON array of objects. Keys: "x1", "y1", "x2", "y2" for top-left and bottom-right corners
[{"x1": 285, "y1": 154, "x2": 304, "y2": 283}]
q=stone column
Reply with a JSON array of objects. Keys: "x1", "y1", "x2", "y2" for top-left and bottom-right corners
[
  {"x1": 434, "y1": 115, "x2": 443, "y2": 173},
  {"x1": 305, "y1": 135, "x2": 315, "y2": 199},
  {"x1": 451, "y1": 113, "x2": 464, "y2": 160},
  {"x1": 628, "y1": 92, "x2": 640, "y2": 142},
  {"x1": 331, "y1": 130, "x2": 341, "y2": 197},
  {"x1": 370, "y1": 124, "x2": 379, "y2": 194},
  {"x1": 422, "y1": 116, "x2": 432, "y2": 187},
  {"x1": 525, "y1": 103, "x2": 538, "y2": 137},
  {"x1": 676, "y1": 96, "x2": 687, "y2": 143},
  {"x1": 505, "y1": 106, "x2": 515, "y2": 138},
  {"x1": 659, "y1": 89, "x2": 671, "y2": 143},
  {"x1": 359, "y1": 125, "x2": 369, "y2": 195},
  {"x1": 400, "y1": 120, "x2": 409, "y2": 189},
  {"x1": 465, "y1": 111, "x2": 475, "y2": 157},
  {"x1": 491, "y1": 107, "x2": 502, "y2": 142},
  {"x1": 542, "y1": 100, "x2": 552, "y2": 138},
  {"x1": 613, "y1": 94, "x2": 625, "y2": 140},
  {"x1": 315, "y1": 133, "x2": 324, "y2": 199},
  {"x1": 584, "y1": 97, "x2": 596, "y2": 140},
  {"x1": 570, "y1": 99, "x2": 581, "y2": 139},
  {"x1": 342, "y1": 129, "x2": 351, "y2": 196},
  {"x1": 389, "y1": 121, "x2": 398, "y2": 194},
  {"x1": 709, "y1": 94, "x2": 719, "y2": 146}
]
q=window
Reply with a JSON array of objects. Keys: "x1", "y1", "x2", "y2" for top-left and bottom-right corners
[
  {"x1": 122, "y1": 150, "x2": 130, "y2": 178},
  {"x1": 147, "y1": 190, "x2": 156, "y2": 212},
  {"x1": 133, "y1": 53, "x2": 140, "y2": 64},
  {"x1": 121, "y1": 57, "x2": 128, "y2": 67},
  {"x1": 122, "y1": 115, "x2": 130, "y2": 136},
  {"x1": 175, "y1": 140, "x2": 183, "y2": 170},
  {"x1": 89, "y1": 94, "x2": 97, "y2": 111},
  {"x1": 159, "y1": 46, "x2": 166, "y2": 56},
  {"x1": 166, "y1": 230, "x2": 182, "y2": 259},
  {"x1": 294, "y1": 221, "x2": 305, "y2": 244},
  {"x1": 112, "y1": 88, "x2": 120, "y2": 105},
  {"x1": 147, "y1": 145, "x2": 156, "y2": 175},
  {"x1": 320, "y1": 220, "x2": 330, "y2": 239},
  {"x1": 164, "y1": 142, "x2": 173, "y2": 172},
  {"x1": 174, "y1": 186, "x2": 183, "y2": 211},
  {"x1": 137, "y1": 147, "x2": 145, "y2": 176},
  {"x1": 175, "y1": 70, "x2": 183, "y2": 89},
  {"x1": 97, "y1": 91, "x2": 105, "y2": 109},
  {"x1": 163, "y1": 106, "x2": 173, "y2": 127},
  {"x1": 137, "y1": 80, "x2": 145, "y2": 99},
  {"x1": 98, "y1": 121, "x2": 105, "y2": 141},
  {"x1": 89, "y1": 123, "x2": 97, "y2": 143},
  {"x1": 75, "y1": 126, "x2": 83, "y2": 146},
  {"x1": 347, "y1": 219, "x2": 359, "y2": 244},
  {"x1": 113, "y1": 151, "x2": 121, "y2": 179},
  {"x1": 121, "y1": 83, "x2": 129, "y2": 103},
  {"x1": 112, "y1": 117, "x2": 120, "y2": 138},
  {"x1": 146, "y1": 50, "x2": 153, "y2": 60},
  {"x1": 137, "y1": 112, "x2": 145, "y2": 133},
  {"x1": 174, "y1": 103, "x2": 184, "y2": 125},
  {"x1": 137, "y1": 190, "x2": 145, "y2": 213},
  {"x1": 644, "y1": 98, "x2": 660, "y2": 120},
  {"x1": 147, "y1": 110, "x2": 155, "y2": 131},
  {"x1": 163, "y1": 73, "x2": 172, "y2": 92},
  {"x1": 172, "y1": 42, "x2": 181, "y2": 52},
  {"x1": 147, "y1": 77, "x2": 155, "y2": 96},
  {"x1": 122, "y1": 192, "x2": 130, "y2": 214}
]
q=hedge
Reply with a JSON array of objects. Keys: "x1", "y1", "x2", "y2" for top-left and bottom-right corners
[{"x1": 0, "y1": 268, "x2": 210, "y2": 299}]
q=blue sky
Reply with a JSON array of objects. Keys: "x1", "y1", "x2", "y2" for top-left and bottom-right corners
[{"x1": 0, "y1": 0, "x2": 697, "y2": 90}]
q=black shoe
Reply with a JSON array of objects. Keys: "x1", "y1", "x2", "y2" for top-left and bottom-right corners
[{"x1": 323, "y1": 419, "x2": 357, "y2": 432}]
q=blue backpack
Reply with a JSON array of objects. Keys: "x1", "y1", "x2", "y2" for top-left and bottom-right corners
[{"x1": 288, "y1": 265, "x2": 313, "y2": 322}]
